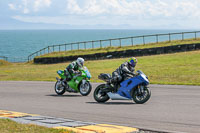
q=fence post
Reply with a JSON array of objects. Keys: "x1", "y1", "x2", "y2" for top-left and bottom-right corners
[
  {"x1": 110, "y1": 40, "x2": 112, "y2": 47},
  {"x1": 84, "y1": 42, "x2": 86, "y2": 49},
  {"x1": 131, "y1": 37, "x2": 133, "y2": 46},
  {"x1": 100, "y1": 40, "x2": 102, "y2": 48},
  {"x1": 65, "y1": 44, "x2": 66, "y2": 51},
  {"x1": 143, "y1": 36, "x2": 145, "y2": 45},
  {"x1": 53, "y1": 45, "x2": 54, "y2": 52},
  {"x1": 182, "y1": 32, "x2": 184, "y2": 40},
  {"x1": 169, "y1": 33, "x2": 171, "y2": 42},
  {"x1": 195, "y1": 32, "x2": 197, "y2": 40},
  {"x1": 48, "y1": 46, "x2": 50, "y2": 54},
  {"x1": 78, "y1": 43, "x2": 80, "y2": 50},
  {"x1": 92, "y1": 41, "x2": 94, "y2": 49},
  {"x1": 156, "y1": 35, "x2": 158, "y2": 43},
  {"x1": 119, "y1": 39, "x2": 121, "y2": 47}
]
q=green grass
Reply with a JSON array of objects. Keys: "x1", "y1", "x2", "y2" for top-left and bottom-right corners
[
  {"x1": 0, "y1": 50, "x2": 200, "y2": 85},
  {"x1": 0, "y1": 119, "x2": 72, "y2": 133},
  {"x1": 36, "y1": 38, "x2": 200, "y2": 58},
  {"x1": 0, "y1": 60, "x2": 11, "y2": 65}
]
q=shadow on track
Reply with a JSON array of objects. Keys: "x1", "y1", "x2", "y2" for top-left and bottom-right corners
[
  {"x1": 86, "y1": 102, "x2": 135, "y2": 105},
  {"x1": 46, "y1": 94, "x2": 82, "y2": 97}
]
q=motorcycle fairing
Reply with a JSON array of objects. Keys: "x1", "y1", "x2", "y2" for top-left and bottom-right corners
[
  {"x1": 57, "y1": 70, "x2": 66, "y2": 79},
  {"x1": 117, "y1": 75, "x2": 148, "y2": 99}
]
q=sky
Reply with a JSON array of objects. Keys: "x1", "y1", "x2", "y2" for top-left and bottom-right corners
[{"x1": 0, "y1": 0, "x2": 200, "y2": 29}]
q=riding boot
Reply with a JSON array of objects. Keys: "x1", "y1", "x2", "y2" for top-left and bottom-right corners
[{"x1": 113, "y1": 83, "x2": 120, "y2": 92}]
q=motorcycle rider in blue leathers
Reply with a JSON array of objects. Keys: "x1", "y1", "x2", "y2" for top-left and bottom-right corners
[{"x1": 111, "y1": 57, "x2": 138, "y2": 92}]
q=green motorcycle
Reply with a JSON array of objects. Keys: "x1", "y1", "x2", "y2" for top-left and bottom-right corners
[{"x1": 55, "y1": 66, "x2": 92, "y2": 96}]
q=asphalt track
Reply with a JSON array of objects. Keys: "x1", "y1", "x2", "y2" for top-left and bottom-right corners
[{"x1": 0, "y1": 81, "x2": 200, "y2": 133}]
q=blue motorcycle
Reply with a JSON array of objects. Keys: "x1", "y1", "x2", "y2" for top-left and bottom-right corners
[{"x1": 93, "y1": 70, "x2": 151, "y2": 104}]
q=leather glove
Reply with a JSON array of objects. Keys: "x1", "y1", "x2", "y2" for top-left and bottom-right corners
[
  {"x1": 64, "y1": 70, "x2": 67, "y2": 76},
  {"x1": 75, "y1": 71, "x2": 82, "y2": 76}
]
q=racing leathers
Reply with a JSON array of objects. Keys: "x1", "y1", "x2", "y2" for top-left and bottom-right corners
[
  {"x1": 64, "y1": 61, "x2": 81, "y2": 81},
  {"x1": 111, "y1": 62, "x2": 136, "y2": 91}
]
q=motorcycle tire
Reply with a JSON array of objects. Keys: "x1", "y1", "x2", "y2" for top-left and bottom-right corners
[
  {"x1": 132, "y1": 86, "x2": 151, "y2": 104},
  {"x1": 93, "y1": 84, "x2": 110, "y2": 103},
  {"x1": 55, "y1": 81, "x2": 66, "y2": 95},
  {"x1": 79, "y1": 81, "x2": 92, "y2": 96}
]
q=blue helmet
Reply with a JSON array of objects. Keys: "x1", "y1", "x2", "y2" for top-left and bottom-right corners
[{"x1": 128, "y1": 57, "x2": 137, "y2": 67}]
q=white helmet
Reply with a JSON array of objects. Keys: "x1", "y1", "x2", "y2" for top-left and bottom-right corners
[{"x1": 77, "y1": 57, "x2": 84, "y2": 67}]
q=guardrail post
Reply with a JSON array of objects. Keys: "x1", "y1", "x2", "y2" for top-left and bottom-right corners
[
  {"x1": 84, "y1": 42, "x2": 86, "y2": 49},
  {"x1": 92, "y1": 41, "x2": 94, "y2": 49},
  {"x1": 131, "y1": 37, "x2": 133, "y2": 46},
  {"x1": 65, "y1": 44, "x2": 66, "y2": 51},
  {"x1": 169, "y1": 33, "x2": 171, "y2": 42},
  {"x1": 100, "y1": 40, "x2": 102, "y2": 48},
  {"x1": 78, "y1": 43, "x2": 80, "y2": 50},
  {"x1": 156, "y1": 35, "x2": 158, "y2": 43},
  {"x1": 48, "y1": 46, "x2": 50, "y2": 54},
  {"x1": 110, "y1": 40, "x2": 112, "y2": 47},
  {"x1": 119, "y1": 39, "x2": 121, "y2": 47},
  {"x1": 143, "y1": 36, "x2": 145, "y2": 45},
  {"x1": 195, "y1": 32, "x2": 197, "y2": 40},
  {"x1": 182, "y1": 32, "x2": 184, "y2": 40}
]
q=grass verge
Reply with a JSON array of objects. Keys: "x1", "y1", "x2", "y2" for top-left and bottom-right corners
[
  {"x1": 0, "y1": 50, "x2": 200, "y2": 85},
  {"x1": 36, "y1": 38, "x2": 200, "y2": 58},
  {"x1": 0, "y1": 119, "x2": 73, "y2": 133}
]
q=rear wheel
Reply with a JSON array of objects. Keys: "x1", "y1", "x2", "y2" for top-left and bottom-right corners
[
  {"x1": 79, "y1": 81, "x2": 92, "y2": 96},
  {"x1": 55, "y1": 81, "x2": 66, "y2": 95},
  {"x1": 132, "y1": 85, "x2": 151, "y2": 104},
  {"x1": 93, "y1": 84, "x2": 110, "y2": 103}
]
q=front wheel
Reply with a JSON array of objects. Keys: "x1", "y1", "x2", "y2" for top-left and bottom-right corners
[
  {"x1": 79, "y1": 81, "x2": 92, "y2": 96},
  {"x1": 132, "y1": 85, "x2": 151, "y2": 104},
  {"x1": 55, "y1": 81, "x2": 66, "y2": 95},
  {"x1": 93, "y1": 84, "x2": 110, "y2": 103}
]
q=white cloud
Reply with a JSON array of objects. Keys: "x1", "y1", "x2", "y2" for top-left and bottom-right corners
[
  {"x1": 8, "y1": 4, "x2": 16, "y2": 10},
  {"x1": 34, "y1": 0, "x2": 52, "y2": 12},
  {"x1": 22, "y1": 0, "x2": 29, "y2": 14},
  {"x1": 67, "y1": 0, "x2": 82, "y2": 14},
  {"x1": 8, "y1": 0, "x2": 52, "y2": 14},
  {"x1": 8, "y1": 0, "x2": 200, "y2": 29},
  {"x1": 65, "y1": 0, "x2": 200, "y2": 19}
]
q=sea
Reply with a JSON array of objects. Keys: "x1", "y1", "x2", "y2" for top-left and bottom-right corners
[{"x1": 0, "y1": 29, "x2": 198, "y2": 62}]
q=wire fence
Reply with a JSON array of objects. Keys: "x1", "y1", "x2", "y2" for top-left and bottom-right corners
[{"x1": 27, "y1": 31, "x2": 200, "y2": 62}]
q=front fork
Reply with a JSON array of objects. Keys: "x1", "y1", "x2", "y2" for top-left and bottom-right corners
[
  {"x1": 56, "y1": 77, "x2": 60, "y2": 81},
  {"x1": 56, "y1": 77, "x2": 66, "y2": 86},
  {"x1": 137, "y1": 85, "x2": 145, "y2": 95},
  {"x1": 82, "y1": 79, "x2": 86, "y2": 85}
]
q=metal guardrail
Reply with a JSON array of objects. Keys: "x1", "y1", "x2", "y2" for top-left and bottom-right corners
[
  {"x1": 0, "y1": 56, "x2": 28, "y2": 63},
  {"x1": 0, "y1": 56, "x2": 8, "y2": 61},
  {"x1": 26, "y1": 31, "x2": 200, "y2": 62}
]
